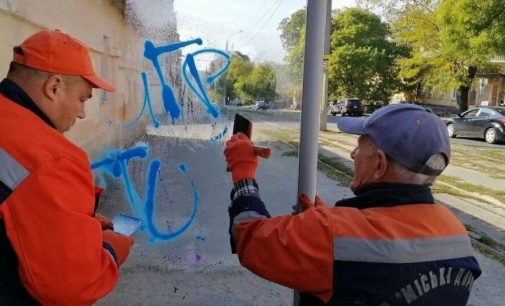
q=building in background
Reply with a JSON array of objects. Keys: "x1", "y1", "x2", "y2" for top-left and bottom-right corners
[{"x1": 418, "y1": 57, "x2": 505, "y2": 115}]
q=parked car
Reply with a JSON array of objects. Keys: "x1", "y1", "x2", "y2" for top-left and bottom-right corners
[
  {"x1": 446, "y1": 106, "x2": 505, "y2": 144},
  {"x1": 228, "y1": 99, "x2": 243, "y2": 106},
  {"x1": 341, "y1": 98, "x2": 364, "y2": 116},
  {"x1": 328, "y1": 101, "x2": 344, "y2": 116},
  {"x1": 254, "y1": 100, "x2": 269, "y2": 111}
]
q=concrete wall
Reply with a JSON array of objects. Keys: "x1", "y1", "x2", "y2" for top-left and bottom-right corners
[{"x1": 0, "y1": 0, "x2": 156, "y2": 158}]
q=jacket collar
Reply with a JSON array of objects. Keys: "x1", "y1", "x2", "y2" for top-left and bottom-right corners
[
  {"x1": 335, "y1": 183, "x2": 435, "y2": 209},
  {"x1": 0, "y1": 78, "x2": 55, "y2": 128}
]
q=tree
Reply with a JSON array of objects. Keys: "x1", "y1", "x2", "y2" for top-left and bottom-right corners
[
  {"x1": 361, "y1": 0, "x2": 505, "y2": 111},
  {"x1": 395, "y1": 0, "x2": 505, "y2": 111},
  {"x1": 225, "y1": 55, "x2": 254, "y2": 102},
  {"x1": 244, "y1": 64, "x2": 277, "y2": 102},
  {"x1": 278, "y1": 9, "x2": 306, "y2": 56},
  {"x1": 328, "y1": 8, "x2": 404, "y2": 103},
  {"x1": 208, "y1": 52, "x2": 277, "y2": 104},
  {"x1": 278, "y1": 9, "x2": 306, "y2": 100}
]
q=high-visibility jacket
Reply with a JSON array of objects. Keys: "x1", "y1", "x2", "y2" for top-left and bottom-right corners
[
  {"x1": 0, "y1": 79, "x2": 119, "y2": 305},
  {"x1": 228, "y1": 181, "x2": 481, "y2": 305}
]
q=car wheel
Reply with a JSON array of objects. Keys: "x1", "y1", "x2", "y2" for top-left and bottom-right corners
[
  {"x1": 447, "y1": 124, "x2": 456, "y2": 138},
  {"x1": 485, "y1": 128, "x2": 497, "y2": 144}
]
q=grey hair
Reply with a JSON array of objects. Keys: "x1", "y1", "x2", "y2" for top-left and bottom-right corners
[
  {"x1": 8, "y1": 62, "x2": 80, "y2": 85},
  {"x1": 389, "y1": 154, "x2": 447, "y2": 185}
]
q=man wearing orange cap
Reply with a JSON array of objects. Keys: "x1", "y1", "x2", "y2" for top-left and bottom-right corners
[{"x1": 0, "y1": 29, "x2": 133, "y2": 305}]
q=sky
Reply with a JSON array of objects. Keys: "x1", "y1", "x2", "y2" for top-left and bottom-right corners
[{"x1": 172, "y1": 0, "x2": 357, "y2": 65}]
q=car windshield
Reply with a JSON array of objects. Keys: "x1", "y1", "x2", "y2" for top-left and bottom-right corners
[{"x1": 347, "y1": 99, "x2": 361, "y2": 105}]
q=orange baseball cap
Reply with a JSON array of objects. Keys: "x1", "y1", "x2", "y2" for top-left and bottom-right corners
[{"x1": 12, "y1": 29, "x2": 115, "y2": 92}]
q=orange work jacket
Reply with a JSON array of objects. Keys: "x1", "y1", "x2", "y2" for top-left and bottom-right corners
[{"x1": 0, "y1": 93, "x2": 118, "y2": 305}]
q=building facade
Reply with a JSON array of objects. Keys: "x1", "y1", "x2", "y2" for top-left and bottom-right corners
[
  {"x1": 0, "y1": 0, "x2": 182, "y2": 158},
  {"x1": 419, "y1": 58, "x2": 505, "y2": 114}
]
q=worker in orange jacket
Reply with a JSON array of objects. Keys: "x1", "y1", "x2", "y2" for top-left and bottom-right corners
[
  {"x1": 224, "y1": 104, "x2": 481, "y2": 305},
  {"x1": 0, "y1": 30, "x2": 133, "y2": 305}
]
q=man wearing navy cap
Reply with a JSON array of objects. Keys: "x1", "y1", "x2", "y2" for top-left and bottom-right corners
[{"x1": 223, "y1": 104, "x2": 481, "y2": 305}]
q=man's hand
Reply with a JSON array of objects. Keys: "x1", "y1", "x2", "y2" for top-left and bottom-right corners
[
  {"x1": 102, "y1": 230, "x2": 134, "y2": 266},
  {"x1": 95, "y1": 213, "x2": 114, "y2": 230},
  {"x1": 224, "y1": 133, "x2": 259, "y2": 183},
  {"x1": 294, "y1": 194, "x2": 327, "y2": 214}
]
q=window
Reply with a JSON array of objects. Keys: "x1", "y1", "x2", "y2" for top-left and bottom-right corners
[
  {"x1": 477, "y1": 109, "x2": 493, "y2": 117},
  {"x1": 463, "y1": 109, "x2": 479, "y2": 119}
]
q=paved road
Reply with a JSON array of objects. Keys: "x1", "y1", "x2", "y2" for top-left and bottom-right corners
[{"x1": 326, "y1": 114, "x2": 505, "y2": 150}]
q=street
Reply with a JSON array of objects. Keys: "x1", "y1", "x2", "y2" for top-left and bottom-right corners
[
  {"x1": 326, "y1": 114, "x2": 505, "y2": 150},
  {"x1": 96, "y1": 109, "x2": 505, "y2": 305}
]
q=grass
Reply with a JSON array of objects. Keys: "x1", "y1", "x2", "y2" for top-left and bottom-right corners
[
  {"x1": 436, "y1": 175, "x2": 505, "y2": 204},
  {"x1": 432, "y1": 183, "x2": 492, "y2": 205},
  {"x1": 471, "y1": 238, "x2": 505, "y2": 267},
  {"x1": 449, "y1": 155, "x2": 505, "y2": 180}
]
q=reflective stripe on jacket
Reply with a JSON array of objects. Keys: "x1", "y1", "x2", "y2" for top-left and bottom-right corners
[
  {"x1": 229, "y1": 183, "x2": 481, "y2": 305},
  {"x1": 0, "y1": 93, "x2": 119, "y2": 305}
]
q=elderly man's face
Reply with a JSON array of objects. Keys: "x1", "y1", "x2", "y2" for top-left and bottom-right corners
[
  {"x1": 53, "y1": 77, "x2": 92, "y2": 133},
  {"x1": 350, "y1": 135, "x2": 381, "y2": 191}
]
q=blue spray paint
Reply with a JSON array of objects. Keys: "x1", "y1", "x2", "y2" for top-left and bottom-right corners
[
  {"x1": 210, "y1": 122, "x2": 230, "y2": 142},
  {"x1": 123, "y1": 72, "x2": 160, "y2": 128},
  {"x1": 143, "y1": 38, "x2": 203, "y2": 122},
  {"x1": 182, "y1": 48, "x2": 230, "y2": 118},
  {"x1": 93, "y1": 40, "x2": 231, "y2": 244},
  {"x1": 123, "y1": 39, "x2": 230, "y2": 127},
  {"x1": 92, "y1": 147, "x2": 199, "y2": 242},
  {"x1": 144, "y1": 161, "x2": 200, "y2": 242}
]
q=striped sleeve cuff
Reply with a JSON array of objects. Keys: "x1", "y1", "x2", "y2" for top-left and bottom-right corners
[{"x1": 230, "y1": 179, "x2": 260, "y2": 202}]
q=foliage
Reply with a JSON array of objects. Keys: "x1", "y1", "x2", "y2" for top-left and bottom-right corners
[
  {"x1": 360, "y1": 0, "x2": 505, "y2": 111},
  {"x1": 208, "y1": 53, "x2": 276, "y2": 104},
  {"x1": 278, "y1": 9, "x2": 306, "y2": 53},
  {"x1": 278, "y1": 9, "x2": 306, "y2": 100},
  {"x1": 328, "y1": 8, "x2": 405, "y2": 103},
  {"x1": 242, "y1": 64, "x2": 277, "y2": 102}
]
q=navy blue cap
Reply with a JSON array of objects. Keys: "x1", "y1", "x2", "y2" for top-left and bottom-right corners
[{"x1": 337, "y1": 104, "x2": 451, "y2": 175}]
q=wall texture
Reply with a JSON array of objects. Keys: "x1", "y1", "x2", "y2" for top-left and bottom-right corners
[{"x1": 0, "y1": 0, "x2": 180, "y2": 158}]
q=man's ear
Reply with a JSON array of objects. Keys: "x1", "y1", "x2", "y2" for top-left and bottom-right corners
[
  {"x1": 374, "y1": 149, "x2": 389, "y2": 179},
  {"x1": 43, "y1": 74, "x2": 64, "y2": 101}
]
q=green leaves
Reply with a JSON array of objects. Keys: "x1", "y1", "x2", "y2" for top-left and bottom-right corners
[
  {"x1": 328, "y1": 8, "x2": 403, "y2": 103},
  {"x1": 390, "y1": 0, "x2": 505, "y2": 111}
]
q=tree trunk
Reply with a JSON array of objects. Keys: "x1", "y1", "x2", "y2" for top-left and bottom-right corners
[
  {"x1": 456, "y1": 66, "x2": 477, "y2": 113},
  {"x1": 456, "y1": 85, "x2": 469, "y2": 113}
]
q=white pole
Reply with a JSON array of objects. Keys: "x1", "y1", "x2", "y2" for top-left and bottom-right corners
[
  {"x1": 293, "y1": 0, "x2": 328, "y2": 306},
  {"x1": 294, "y1": 0, "x2": 328, "y2": 303},
  {"x1": 297, "y1": 0, "x2": 327, "y2": 206},
  {"x1": 320, "y1": 0, "x2": 332, "y2": 131}
]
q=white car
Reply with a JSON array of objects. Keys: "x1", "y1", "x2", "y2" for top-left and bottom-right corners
[{"x1": 328, "y1": 101, "x2": 343, "y2": 116}]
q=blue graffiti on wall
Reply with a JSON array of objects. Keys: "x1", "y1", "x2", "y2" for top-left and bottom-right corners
[
  {"x1": 94, "y1": 39, "x2": 231, "y2": 242},
  {"x1": 123, "y1": 38, "x2": 231, "y2": 126},
  {"x1": 92, "y1": 146, "x2": 199, "y2": 243}
]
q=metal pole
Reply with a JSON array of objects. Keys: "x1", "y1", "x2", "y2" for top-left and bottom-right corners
[
  {"x1": 294, "y1": 1, "x2": 328, "y2": 303},
  {"x1": 297, "y1": 0, "x2": 327, "y2": 205},
  {"x1": 320, "y1": 0, "x2": 332, "y2": 131}
]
